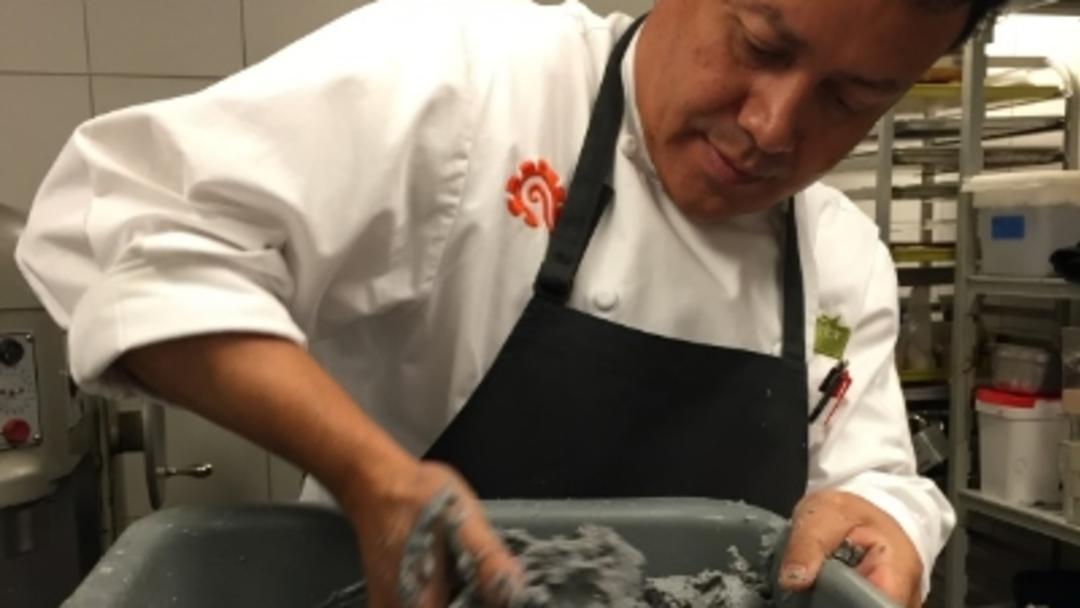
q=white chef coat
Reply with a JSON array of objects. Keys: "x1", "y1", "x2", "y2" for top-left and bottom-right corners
[{"x1": 16, "y1": 0, "x2": 953, "y2": 595}]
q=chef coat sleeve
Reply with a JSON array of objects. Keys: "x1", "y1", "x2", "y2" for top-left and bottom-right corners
[
  {"x1": 807, "y1": 241, "x2": 955, "y2": 599},
  {"x1": 14, "y1": 1, "x2": 474, "y2": 396}
]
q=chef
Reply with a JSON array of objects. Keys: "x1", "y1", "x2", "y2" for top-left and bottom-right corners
[{"x1": 16, "y1": 0, "x2": 1000, "y2": 606}]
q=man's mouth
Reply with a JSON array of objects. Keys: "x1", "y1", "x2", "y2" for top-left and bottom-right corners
[{"x1": 699, "y1": 135, "x2": 766, "y2": 186}]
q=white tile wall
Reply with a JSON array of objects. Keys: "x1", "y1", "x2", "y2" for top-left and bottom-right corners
[
  {"x1": 537, "y1": 0, "x2": 652, "y2": 16},
  {"x1": 0, "y1": 75, "x2": 91, "y2": 213},
  {"x1": 0, "y1": 0, "x2": 88, "y2": 73},
  {"x1": 86, "y1": 0, "x2": 243, "y2": 76},
  {"x1": 243, "y1": 0, "x2": 651, "y2": 66},
  {"x1": 114, "y1": 401, "x2": 276, "y2": 524},
  {"x1": 242, "y1": 0, "x2": 370, "y2": 65},
  {"x1": 91, "y1": 76, "x2": 214, "y2": 115},
  {"x1": 160, "y1": 406, "x2": 274, "y2": 508}
]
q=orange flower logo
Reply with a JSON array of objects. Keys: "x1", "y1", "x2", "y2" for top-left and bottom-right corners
[{"x1": 506, "y1": 159, "x2": 566, "y2": 230}]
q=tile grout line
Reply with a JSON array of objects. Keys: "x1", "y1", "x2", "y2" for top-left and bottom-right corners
[
  {"x1": 0, "y1": 70, "x2": 222, "y2": 80},
  {"x1": 239, "y1": 0, "x2": 250, "y2": 67},
  {"x1": 80, "y1": 0, "x2": 97, "y2": 115}
]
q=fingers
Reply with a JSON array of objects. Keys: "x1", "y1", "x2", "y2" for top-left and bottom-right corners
[
  {"x1": 398, "y1": 489, "x2": 456, "y2": 606},
  {"x1": 847, "y1": 526, "x2": 921, "y2": 608},
  {"x1": 446, "y1": 493, "x2": 523, "y2": 605},
  {"x1": 780, "y1": 491, "x2": 921, "y2": 608},
  {"x1": 780, "y1": 492, "x2": 860, "y2": 591},
  {"x1": 847, "y1": 526, "x2": 913, "y2": 607},
  {"x1": 411, "y1": 552, "x2": 451, "y2": 608},
  {"x1": 393, "y1": 470, "x2": 521, "y2": 607}
]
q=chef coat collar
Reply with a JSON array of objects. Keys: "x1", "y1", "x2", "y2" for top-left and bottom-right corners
[{"x1": 620, "y1": 25, "x2": 659, "y2": 181}]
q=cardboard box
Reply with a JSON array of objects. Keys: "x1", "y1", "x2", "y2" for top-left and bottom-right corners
[
  {"x1": 1065, "y1": 327, "x2": 1080, "y2": 387},
  {"x1": 1061, "y1": 440, "x2": 1080, "y2": 471},
  {"x1": 1065, "y1": 496, "x2": 1080, "y2": 525},
  {"x1": 1065, "y1": 470, "x2": 1080, "y2": 496},
  {"x1": 1061, "y1": 445, "x2": 1080, "y2": 524},
  {"x1": 1064, "y1": 328, "x2": 1080, "y2": 423},
  {"x1": 1067, "y1": 388, "x2": 1080, "y2": 417}
]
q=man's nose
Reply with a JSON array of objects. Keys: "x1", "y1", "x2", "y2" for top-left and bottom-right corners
[{"x1": 737, "y1": 73, "x2": 811, "y2": 155}]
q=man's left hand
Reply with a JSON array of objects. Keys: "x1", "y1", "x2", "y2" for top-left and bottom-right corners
[{"x1": 779, "y1": 489, "x2": 923, "y2": 608}]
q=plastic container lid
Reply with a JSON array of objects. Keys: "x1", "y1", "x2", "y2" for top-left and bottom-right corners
[
  {"x1": 976, "y1": 388, "x2": 1063, "y2": 420},
  {"x1": 964, "y1": 170, "x2": 1080, "y2": 208},
  {"x1": 993, "y1": 343, "x2": 1053, "y2": 364},
  {"x1": 976, "y1": 387, "x2": 1059, "y2": 408}
]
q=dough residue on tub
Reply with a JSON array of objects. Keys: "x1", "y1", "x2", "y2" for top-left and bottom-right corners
[{"x1": 317, "y1": 525, "x2": 771, "y2": 607}]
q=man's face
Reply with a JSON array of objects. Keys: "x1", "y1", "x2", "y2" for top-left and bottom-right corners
[{"x1": 635, "y1": 0, "x2": 969, "y2": 221}]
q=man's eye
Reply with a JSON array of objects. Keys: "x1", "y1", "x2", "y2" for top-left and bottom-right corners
[
  {"x1": 742, "y1": 35, "x2": 789, "y2": 68},
  {"x1": 830, "y1": 93, "x2": 856, "y2": 115},
  {"x1": 748, "y1": 41, "x2": 785, "y2": 63},
  {"x1": 816, "y1": 81, "x2": 858, "y2": 115}
]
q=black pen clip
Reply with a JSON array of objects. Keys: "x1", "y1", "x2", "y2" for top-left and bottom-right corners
[{"x1": 808, "y1": 360, "x2": 849, "y2": 423}]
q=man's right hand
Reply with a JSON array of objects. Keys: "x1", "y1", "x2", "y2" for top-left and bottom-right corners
[
  {"x1": 346, "y1": 459, "x2": 522, "y2": 608},
  {"x1": 120, "y1": 335, "x2": 521, "y2": 608}
]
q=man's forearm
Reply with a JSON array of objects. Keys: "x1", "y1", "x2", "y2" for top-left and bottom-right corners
[{"x1": 120, "y1": 332, "x2": 409, "y2": 509}]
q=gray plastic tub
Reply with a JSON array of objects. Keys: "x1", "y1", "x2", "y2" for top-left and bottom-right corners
[{"x1": 64, "y1": 498, "x2": 898, "y2": 608}]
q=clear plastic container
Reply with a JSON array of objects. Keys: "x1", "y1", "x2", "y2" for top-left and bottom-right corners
[
  {"x1": 965, "y1": 171, "x2": 1080, "y2": 277},
  {"x1": 991, "y1": 343, "x2": 1061, "y2": 395}
]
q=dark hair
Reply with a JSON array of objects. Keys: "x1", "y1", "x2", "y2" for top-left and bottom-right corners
[{"x1": 919, "y1": 0, "x2": 1011, "y2": 45}]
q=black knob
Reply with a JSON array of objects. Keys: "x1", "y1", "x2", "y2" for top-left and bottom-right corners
[{"x1": 0, "y1": 339, "x2": 24, "y2": 367}]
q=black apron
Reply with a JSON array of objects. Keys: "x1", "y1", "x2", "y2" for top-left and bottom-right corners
[{"x1": 425, "y1": 17, "x2": 809, "y2": 517}]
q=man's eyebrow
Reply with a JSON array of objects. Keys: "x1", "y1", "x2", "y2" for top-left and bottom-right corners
[
  {"x1": 731, "y1": 0, "x2": 806, "y2": 50},
  {"x1": 835, "y1": 72, "x2": 904, "y2": 95}
]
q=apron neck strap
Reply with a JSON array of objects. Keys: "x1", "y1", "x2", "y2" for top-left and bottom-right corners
[
  {"x1": 534, "y1": 16, "x2": 645, "y2": 301},
  {"x1": 781, "y1": 200, "x2": 805, "y2": 364}
]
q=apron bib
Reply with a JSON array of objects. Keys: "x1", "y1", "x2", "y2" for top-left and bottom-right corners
[{"x1": 426, "y1": 17, "x2": 809, "y2": 516}]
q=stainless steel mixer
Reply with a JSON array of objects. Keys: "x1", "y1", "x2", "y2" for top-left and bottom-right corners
[
  {"x1": 0, "y1": 199, "x2": 221, "y2": 608},
  {"x1": 0, "y1": 203, "x2": 102, "y2": 608}
]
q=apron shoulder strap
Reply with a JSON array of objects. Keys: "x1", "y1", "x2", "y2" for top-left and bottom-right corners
[
  {"x1": 534, "y1": 17, "x2": 646, "y2": 302},
  {"x1": 781, "y1": 200, "x2": 806, "y2": 364}
]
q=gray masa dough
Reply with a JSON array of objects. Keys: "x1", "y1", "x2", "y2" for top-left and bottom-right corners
[{"x1": 316, "y1": 525, "x2": 771, "y2": 607}]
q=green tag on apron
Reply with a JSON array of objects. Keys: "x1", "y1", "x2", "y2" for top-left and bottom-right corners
[{"x1": 814, "y1": 315, "x2": 851, "y2": 359}]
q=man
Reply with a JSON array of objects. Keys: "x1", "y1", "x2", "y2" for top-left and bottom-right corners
[{"x1": 16, "y1": 0, "x2": 1001, "y2": 606}]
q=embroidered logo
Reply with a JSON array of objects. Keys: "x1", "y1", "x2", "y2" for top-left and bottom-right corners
[{"x1": 506, "y1": 159, "x2": 566, "y2": 230}]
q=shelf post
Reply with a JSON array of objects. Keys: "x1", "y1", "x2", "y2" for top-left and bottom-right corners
[
  {"x1": 944, "y1": 19, "x2": 990, "y2": 608},
  {"x1": 875, "y1": 110, "x2": 895, "y2": 244}
]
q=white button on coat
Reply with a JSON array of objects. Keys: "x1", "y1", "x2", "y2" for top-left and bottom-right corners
[{"x1": 592, "y1": 290, "x2": 619, "y2": 312}]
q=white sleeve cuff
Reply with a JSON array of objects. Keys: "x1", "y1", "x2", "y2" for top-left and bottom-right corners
[{"x1": 68, "y1": 257, "x2": 306, "y2": 395}]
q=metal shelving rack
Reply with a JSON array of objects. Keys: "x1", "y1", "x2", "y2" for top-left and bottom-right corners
[
  {"x1": 944, "y1": 5, "x2": 1080, "y2": 605},
  {"x1": 848, "y1": 93, "x2": 969, "y2": 406},
  {"x1": 842, "y1": 69, "x2": 1069, "y2": 408}
]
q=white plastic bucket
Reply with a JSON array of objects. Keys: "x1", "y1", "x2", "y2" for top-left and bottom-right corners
[{"x1": 976, "y1": 388, "x2": 1065, "y2": 505}]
